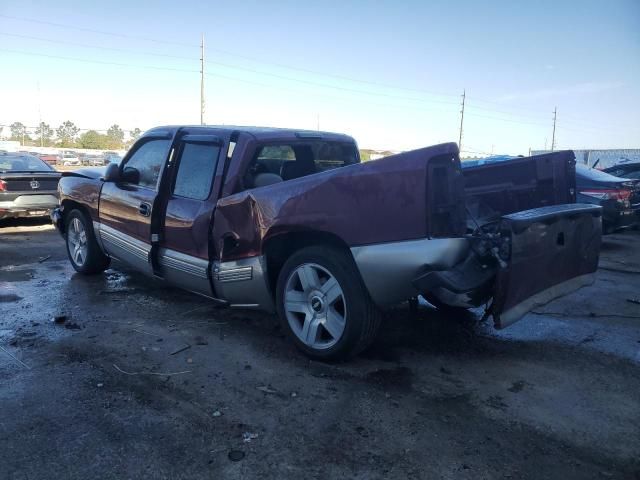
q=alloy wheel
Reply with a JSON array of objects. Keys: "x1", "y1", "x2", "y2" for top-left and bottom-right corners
[
  {"x1": 67, "y1": 217, "x2": 88, "y2": 267},
  {"x1": 284, "y1": 263, "x2": 347, "y2": 350}
]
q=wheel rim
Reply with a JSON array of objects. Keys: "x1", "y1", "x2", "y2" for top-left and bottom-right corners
[
  {"x1": 284, "y1": 263, "x2": 347, "y2": 350},
  {"x1": 67, "y1": 217, "x2": 88, "y2": 267}
]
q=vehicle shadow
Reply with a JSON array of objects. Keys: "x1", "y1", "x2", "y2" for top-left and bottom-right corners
[
  {"x1": 364, "y1": 305, "x2": 486, "y2": 360},
  {"x1": 0, "y1": 217, "x2": 52, "y2": 230}
]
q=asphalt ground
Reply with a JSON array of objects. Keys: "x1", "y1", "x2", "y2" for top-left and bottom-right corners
[{"x1": 1, "y1": 218, "x2": 639, "y2": 479}]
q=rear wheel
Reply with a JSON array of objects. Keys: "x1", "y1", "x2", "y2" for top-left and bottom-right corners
[
  {"x1": 276, "y1": 245, "x2": 382, "y2": 360},
  {"x1": 65, "y1": 209, "x2": 110, "y2": 274}
]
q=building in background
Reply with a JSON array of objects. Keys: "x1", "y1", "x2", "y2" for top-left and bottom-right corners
[{"x1": 531, "y1": 149, "x2": 640, "y2": 169}]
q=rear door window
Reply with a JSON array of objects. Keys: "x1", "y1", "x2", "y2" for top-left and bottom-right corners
[
  {"x1": 313, "y1": 142, "x2": 358, "y2": 172},
  {"x1": 173, "y1": 142, "x2": 221, "y2": 200}
]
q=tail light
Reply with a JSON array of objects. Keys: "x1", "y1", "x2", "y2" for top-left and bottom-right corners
[
  {"x1": 580, "y1": 188, "x2": 631, "y2": 204},
  {"x1": 0, "y1": 179, "x2": 6, "y2": 192}
]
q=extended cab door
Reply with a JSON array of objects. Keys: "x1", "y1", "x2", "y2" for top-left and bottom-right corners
[
  {"x1": 98, "y1": 134, "x2": 172, "y2": 275},
  {"x1": 157, "y1": 133, "x2": 224, "y2": 296}
]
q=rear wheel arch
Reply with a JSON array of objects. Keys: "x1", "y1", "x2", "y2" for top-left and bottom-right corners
[{"x1": 262, "y1": 230, "x2": 354, "y2": 298}]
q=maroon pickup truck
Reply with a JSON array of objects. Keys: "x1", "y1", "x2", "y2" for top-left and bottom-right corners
[{"x1": 51, "y1": 126, "x2": 602, "y2": 359}]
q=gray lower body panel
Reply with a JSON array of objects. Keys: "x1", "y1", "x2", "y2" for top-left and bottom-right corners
[
  {"x1": 97, "y1": 223, "x2": 152, "y2": 276},
  {"x1": 213, "y1": 255, "x2": 275, "y2": 312},
  {"x1": 158, "y1": 248, "x2": 212, "y2": 297},
  {"x1": 351, "y1": 237, "x2": 471, "y2": 306}
]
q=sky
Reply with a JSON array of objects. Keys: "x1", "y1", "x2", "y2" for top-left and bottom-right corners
[{"x1": 0, "y1": 0, "x2": 639, "y2": 155}]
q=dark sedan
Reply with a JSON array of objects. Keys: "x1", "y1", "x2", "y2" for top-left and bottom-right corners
[
  {"x1": 603, "y1": 162, "x2": 640, "y2": 180},
  {"x1": 576, "y1": 164, "x2": 638, "y2": 233},
  {"x1": 0, "y1": 152, "x2": 61, "y2": 221}
]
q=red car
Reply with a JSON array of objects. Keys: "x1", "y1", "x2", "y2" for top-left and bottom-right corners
[{"x1": 38, "y1": 154, "x2": 59, "y2": 166}]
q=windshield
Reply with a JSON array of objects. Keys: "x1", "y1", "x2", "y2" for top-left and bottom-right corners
[{"x1": 0, "y1": 154, "x2": 55, "y2": 172}]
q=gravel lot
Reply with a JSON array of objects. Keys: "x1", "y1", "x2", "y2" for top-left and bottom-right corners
[{"x1": 1, "y1": 218, "x2": 639, "y2": 480}]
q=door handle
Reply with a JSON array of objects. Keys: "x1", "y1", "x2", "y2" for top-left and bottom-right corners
[{"x1": 138, "y1": 202, "x2": 151, "y2": 217}]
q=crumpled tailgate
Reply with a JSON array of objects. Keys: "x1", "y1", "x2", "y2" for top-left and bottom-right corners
[{"x1": 492, "y1": 203, "x2": 602, "y2": 328}]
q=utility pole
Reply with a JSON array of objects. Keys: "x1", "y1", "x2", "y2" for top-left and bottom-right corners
[
  {"x1": 200, "y1": 34, "x2": 205, "y2": 125},
  {"x1": 458, "y1": 89, "x2": 466, "y2": 153},
  {"x1": 551, "y1": 107, "x2": 557, "y2": 152},
  {"x1": 316, "y1": 113, "x2": 320, "y2": 131},
  {"x1": 38, "y1": 81, "x2": 43, "y2": 147}
]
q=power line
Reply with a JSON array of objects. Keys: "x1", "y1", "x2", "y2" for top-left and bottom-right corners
[
  {"x1": 2, "y1": 21, "x2": 631, "y2": 134},
  {"x1": 4, "y1": 13, "x2": 636, "y2": 138},
  {"x1": 0, "y1": 14, "x2": 461, "y2": 101},
  {"x1": 0, "y1": 48, "x2": 198, "y2": 74},
  {"x1": 0, "y1": 47, "x2": 459, "y2": 108},
  {"x1": 0, "y1": 14, "x2": 195, "y2": 47},
  {"x1": 0, "y1": 31, "x2": 197, "y2": 61}
]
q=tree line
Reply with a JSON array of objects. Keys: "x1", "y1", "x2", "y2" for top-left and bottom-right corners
[{"x1": 2, "y1": 121, "x2": 142, "y2": 150}]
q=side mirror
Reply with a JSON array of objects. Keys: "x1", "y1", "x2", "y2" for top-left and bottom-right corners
[
  {"x1": 121, "y1": 166, "x2": 140, "y2": 184},
  {"x1": 103, "y1": 163, "x2": 120, "y2": 182}
]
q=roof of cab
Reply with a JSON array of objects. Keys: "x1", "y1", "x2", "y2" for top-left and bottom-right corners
[{"x1": 144, "y1": 125, "x2": 355, "y2": 143}]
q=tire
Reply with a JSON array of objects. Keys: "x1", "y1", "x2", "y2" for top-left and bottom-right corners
[
  {"x1": 275, "y1": 245, "x2": 382, "y2": 361},
  {"x1": 65, "y1": 209, "x2": 110, "y2": 274}
]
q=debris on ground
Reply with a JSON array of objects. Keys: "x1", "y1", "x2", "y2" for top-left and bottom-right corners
[
  {"x1": 170, "y1": 344, "x2": 191, "y2": 356},
  {"x1": 37, "y1": 255, "x2": 51, "y2": 263},
  {"x1": 97, "y1": 383, "x2": 104, "y2": 388},
  {"x1": 291, "y1": 392, "x2": 298, "y2": 398},
  {"x1": 112, "y1": 363, "x2": 191, "y2": 376},
  {"x1": 242, "y1": 432, "x2": 259, "y2": 443},
  {"x1": 0, "y1": 345, "x2": 31, "y2": 369},
  {"x1": 626, "y1": 298, "x2": 640, "y2": 305},
  {"x1": 228, "y1": 450, "x2": 245, "y2": 462},
  {"x1": 52, "y1": 315, "x2": 67, "y2": 324},
  {"x1": 256, "y1": 385, "x2": 277, "y2": 394},
  {"x1": 212, "y1": 410, "x2": 222, "y2": 417}
]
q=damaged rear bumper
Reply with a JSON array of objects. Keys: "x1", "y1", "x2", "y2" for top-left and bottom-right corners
[{"x1": 354, "y1": 203, "x2": 602, "y2": 329}]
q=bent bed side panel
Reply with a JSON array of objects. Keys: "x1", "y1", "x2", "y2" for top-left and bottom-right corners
[
  {"x1": 492, "y1": 204, "x2": 602, "y2": 328},
  {"x1": 213, "y1": 142, "x2": 465, "y2": 262}
]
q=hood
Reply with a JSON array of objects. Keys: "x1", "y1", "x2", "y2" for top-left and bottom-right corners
[{"x1": 61, "y1": 166, "x2": 107, "y2": 180}]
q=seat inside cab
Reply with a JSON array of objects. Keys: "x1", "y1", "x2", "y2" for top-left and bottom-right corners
[{"x1": 243, "y1": 142, "x2": 358, "y2": 190}]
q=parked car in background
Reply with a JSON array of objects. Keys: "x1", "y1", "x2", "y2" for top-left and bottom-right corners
[
  {"x1": 0, "y1": 152, "x2": 61, "y2": 221},
  {"x1": 38, "y1": 154, "x2": 59, "y2": 166},
  {"x1": 59, "y1": 153, "x2": 81, "y2": 167},
  {"x1": 84, "y1": 154, "x2": 106, "y2": 166},
  {"x1": 603, "y1": 162, "x2": 640, "y2": 180},
  {"x1": 576, "y1": 164, "x2": 639, "y2": 232},
  {"x1": 51, "y1": 127, "x2": 601, "y2": 359},
  {"x1": 104, "y1": 153, "x2": 122, "y2": 165}
]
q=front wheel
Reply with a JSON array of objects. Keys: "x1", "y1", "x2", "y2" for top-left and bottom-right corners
[
  {"x1": 65, "y1": 209, "x2": 110, "y2": 274},
  {"x1": 276, "y1": 245, "x2": 382, "y2": 360}
]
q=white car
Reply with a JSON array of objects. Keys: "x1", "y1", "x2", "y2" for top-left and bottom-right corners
[{"x1": 60, "y1": 153, "x2": 81, "y2": 166}]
